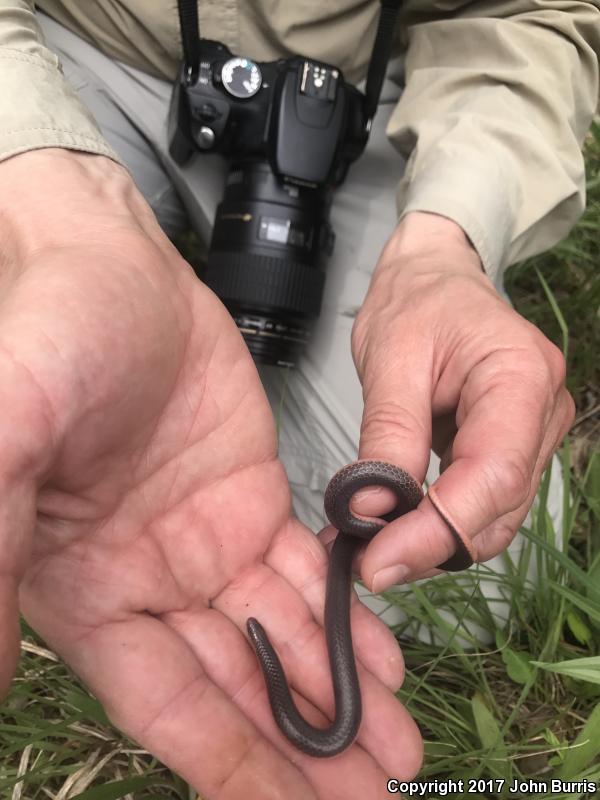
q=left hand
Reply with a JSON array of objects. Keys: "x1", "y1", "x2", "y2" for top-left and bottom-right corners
[
  {"x1": 0, "y1": 150, "x2": 422, "y2": 799},
  {"x1": 341, "y1": 212, "x2": 574, "y2": 592}
]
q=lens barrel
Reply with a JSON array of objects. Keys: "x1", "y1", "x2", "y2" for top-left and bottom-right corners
[{"x1": 202, "y1": 160, "x2": 334, "y2": 367}]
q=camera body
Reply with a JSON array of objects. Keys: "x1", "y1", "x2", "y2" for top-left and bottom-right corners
[
  {"x1": 168, "y1": 40, "x2": 371, "y2": 367},
  {"x1": 169, "y1": 39, "x2": 369, "y2": 187}
]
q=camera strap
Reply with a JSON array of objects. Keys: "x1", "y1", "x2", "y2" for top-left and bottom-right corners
[
  {"x1": 177, "y1": 0, "x2": 201, "y2": 81},
  {"x1": 176, "y1": 0, "x2": 402, "y2": 120},
  {"x1": 364, "y1": 0, "x2": 403, "y2": 124}
]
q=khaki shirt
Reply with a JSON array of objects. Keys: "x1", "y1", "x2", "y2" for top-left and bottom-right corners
[{"x1": 1, "y1": 1, "x2": 599, "y2": 281}]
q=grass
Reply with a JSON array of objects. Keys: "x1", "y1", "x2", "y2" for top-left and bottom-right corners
[
  {"x1": 505, "y1": 121, "x2": 600, "y2": 476},
  {"x1": 1, "y1": 126, "x2": 599, "y2": 799},
  {"x1": 387, "y1": 447, "x2": 600, "y2": 799}
]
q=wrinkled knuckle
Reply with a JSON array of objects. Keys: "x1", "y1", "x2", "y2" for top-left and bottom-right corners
[
  {"x1": 474, "y1": 520, "x2": 517, "y2": 562},
  {"x1": 543, "y1": 339, "x2": 568, "y2": 387},
  {"x1": 361, "y1": 399, "x2": 427, "y2": 445},
  {"x1": 495, "y1": 453, "x2": 532, "y2": 511}
]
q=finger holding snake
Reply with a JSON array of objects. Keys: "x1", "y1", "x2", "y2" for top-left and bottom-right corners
[{"x1": 350, "y1": 213, "x2": 575, "y2": 592}]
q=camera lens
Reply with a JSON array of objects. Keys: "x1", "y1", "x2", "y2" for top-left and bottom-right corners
[{"x1": 202, "y1": 160, "x2": 334, "y2": 368}]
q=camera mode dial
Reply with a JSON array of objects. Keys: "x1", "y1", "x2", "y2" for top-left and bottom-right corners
[{"x1": 221, "y1": 57, "x2": 262, "y2": 99}]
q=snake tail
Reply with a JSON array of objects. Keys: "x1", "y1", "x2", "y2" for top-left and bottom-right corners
[{"x1": 247, "y1": 533, "x2": 362, "y2": 758}]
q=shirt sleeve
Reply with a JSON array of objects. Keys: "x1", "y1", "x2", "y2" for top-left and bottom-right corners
[
  {"x1": 0, "y1": 1, "x2": 119, "y2": 162},
  {"x1": 389, "y1": 1, "x2": 600, "y2": 282}
]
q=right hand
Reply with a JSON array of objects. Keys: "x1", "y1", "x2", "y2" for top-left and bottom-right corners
[{"x1": 0, "y1": 150, "x2": 422, "y2": 799}]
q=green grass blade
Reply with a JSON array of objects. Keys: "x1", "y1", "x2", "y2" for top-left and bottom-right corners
[
  {"x1": 470, "y1": 692, "x2": 509, "y2": 779},
  {"x1": 533, "y1": 267, "x2": 569, "y2": 359},
  {"x1": 531, "y1": 656, "x2": 600, "y2": 685},
  {"x1": 549, "y1": 581, "x2": 600, "y2": 625},
  {"x1": 557, "y1": 702, "x2": 600, "y2": 779}
]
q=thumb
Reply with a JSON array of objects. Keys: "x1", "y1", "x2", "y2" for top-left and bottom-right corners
[
  {"x1": 352, "y1": 345, "x2": 433, "y2": 516},
  {"x1": 0, "y1": 478, "x2": 36, "y2": 698},
  {"x1": 0, "y1": 353, "x2": 53, "y2": 699}
]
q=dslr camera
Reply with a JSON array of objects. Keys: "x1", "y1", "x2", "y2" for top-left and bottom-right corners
[{"x1": 169, "y1": 2, "x2": 400, "y2": 367}]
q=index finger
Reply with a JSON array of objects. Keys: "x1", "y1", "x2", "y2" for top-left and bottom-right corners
[{"x1": 361, "y1": 357, "x2": 555, "y2": 588}]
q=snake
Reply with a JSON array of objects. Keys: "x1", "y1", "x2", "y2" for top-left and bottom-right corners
[{"x1": 246, "y1": 459, "x2": 473, "y2": 758}]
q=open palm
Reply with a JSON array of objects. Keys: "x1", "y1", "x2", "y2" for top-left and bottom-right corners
[{"x1": 1, "y1": 232, "x2": 421, "y2": 798}]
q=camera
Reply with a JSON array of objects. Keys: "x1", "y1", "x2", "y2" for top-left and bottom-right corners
[{"x1": 169, "y1": 2, "x2": 400, "y2": 367}]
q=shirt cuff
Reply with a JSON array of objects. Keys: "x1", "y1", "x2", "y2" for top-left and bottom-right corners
[
  {"x1": 396, "y1": 146, "x2": 516, "y2": 286},
  {"x1": 0, "y1": 49, "x2": 121, "y2": 164}
]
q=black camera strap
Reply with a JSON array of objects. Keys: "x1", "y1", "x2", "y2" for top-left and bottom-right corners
[
  {"x1": 364, "y1": 0, "x2": 403, "y2": 124},
  {"x1": 177, "y1": 0, "x2": 201, "y2": 81},
  {"x1": 176, "y1": 0, "x2": 402, "y2": 120}
]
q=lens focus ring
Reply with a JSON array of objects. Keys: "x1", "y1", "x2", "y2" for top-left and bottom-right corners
[{"x1": 203, "y1": 251, "x2": 325, "y2": 317}]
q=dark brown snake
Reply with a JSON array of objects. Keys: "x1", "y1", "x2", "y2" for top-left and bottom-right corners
[{"x1": 247, "y1": 460, "x2": 473, "y2": 758}]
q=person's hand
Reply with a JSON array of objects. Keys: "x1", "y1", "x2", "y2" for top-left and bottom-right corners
[
  {"x1": 346, "y1": 212, "x2": 574, "y2": 591},
  {"x1": 0, "y1": 150, "x2": 422, "y2": 799}
]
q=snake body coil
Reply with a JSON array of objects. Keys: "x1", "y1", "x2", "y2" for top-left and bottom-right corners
[{"x1": 247, "y1": 460, "x2": 423, "y2": 758}]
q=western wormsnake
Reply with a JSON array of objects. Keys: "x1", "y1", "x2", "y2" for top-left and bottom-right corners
[{"x1": 246, "y1": 459, "x2": 473, "y2": 758}]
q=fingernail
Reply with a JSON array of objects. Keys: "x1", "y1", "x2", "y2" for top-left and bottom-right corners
[{"x1": 371, "y1": 564, "x2": 410, "y2": 594}]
